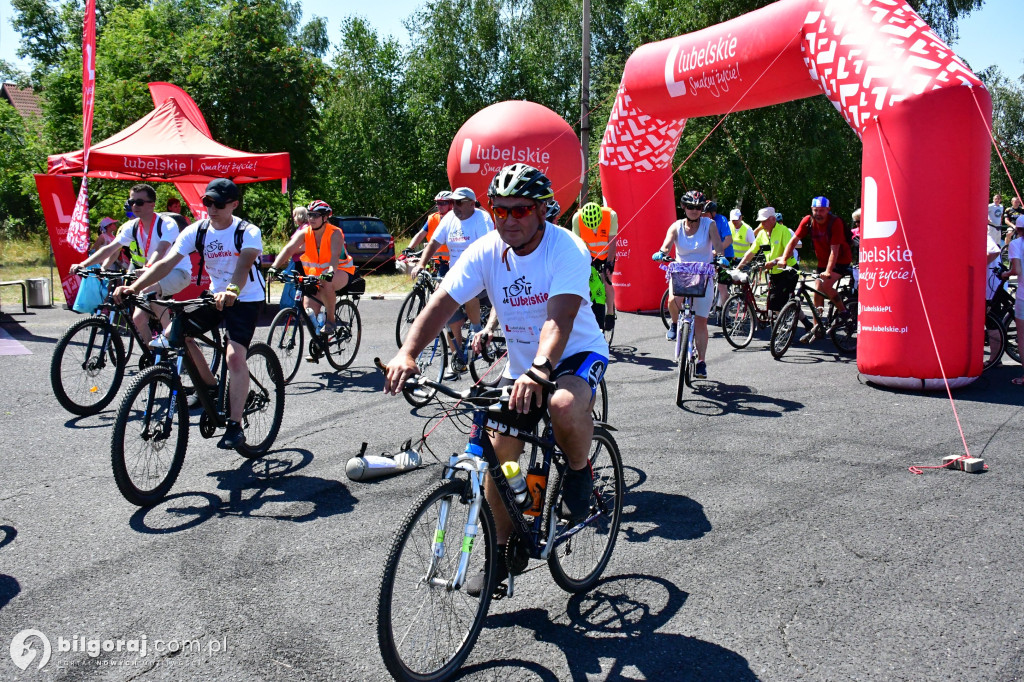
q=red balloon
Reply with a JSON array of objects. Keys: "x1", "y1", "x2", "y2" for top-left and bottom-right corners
[{"x1": 447, "y1": 101, "x2": 583, "y2": 219}]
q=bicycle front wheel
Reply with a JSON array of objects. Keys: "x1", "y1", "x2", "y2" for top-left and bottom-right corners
[
  {"x1": 548, "y1": 427, "x2": 624, "y2": 593},
  {"x1": 721, "y1": 294, "x2": 755, "y2": 349},
  {"x1": 233, "y1": 343, "x2": 285, "y2": 459},
  {"x1": 467, "y1": 333, "x2": 507, "y2": 387},
  {"x1": 771, "y1": 300, "x2": 800, "y2": 360},
  {"x1": 377, "y1": 478, "x2": 497, "y2": 682},
  {"x1": 326, "y1": 299, "x2": 361, "y2": 370},
  {"x1": 660, "y1": 288, "x2": 671, "y2": 328},
  {"x1": 676, "y1": 320, "x2": 691, "y2": 406},
  {"x1": 51, "y1": 317, "x2": 126, "y2": 416},
  {"x1": 404, "y1": 334, "x2": 448, "y2": 408},
  {"x1": 396, "y1": 290, "x2": 426, "y2": 348},
  {"x1": 110, "y1": 365, "x2": 188, "y2": 506},
  {"x1": 267, "y1": 307, "x2": 304, "y2": 384}
]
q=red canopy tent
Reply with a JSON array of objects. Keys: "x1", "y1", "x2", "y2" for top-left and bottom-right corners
[
  {"x1": 38, "y1": 92, "x2": 291, "y2": 303},
  {"x1": 47, "y1": 96, "x2": 290, "y2": 183}
]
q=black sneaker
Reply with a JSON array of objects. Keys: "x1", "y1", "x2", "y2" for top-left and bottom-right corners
[
  {"x1": 694, "y1": 361, "x2": 707, "y2": 379},
  {"x1": 465, "y1": 546, "x2": 507, "y2": 598},
  {"x1": 558, "y1": 465, "x2": 594, "y2": 525},
  {"x1": 218, "y1": 420, "x2": 246, "y2": 449},
  {"x1": 604, "y1": 315, "x2": 616, "y2": 331}
]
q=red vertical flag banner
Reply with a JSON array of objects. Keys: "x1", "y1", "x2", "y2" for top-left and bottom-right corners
[
  {"x1": 35, "y1": 175, "x2": 85, "y2": 303},
  {"x1": 65, "y1": 0, "x2": 97, "y2": 253}
]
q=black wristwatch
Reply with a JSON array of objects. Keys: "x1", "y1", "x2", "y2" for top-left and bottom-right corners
[{"x1": 531, "y1": 356, "x2": 553, "y2": 375}]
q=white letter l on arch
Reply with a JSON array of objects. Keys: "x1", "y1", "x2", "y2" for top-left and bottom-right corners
[{"x1": 863, "y1": 176, "x2": 898, "y2": 240}]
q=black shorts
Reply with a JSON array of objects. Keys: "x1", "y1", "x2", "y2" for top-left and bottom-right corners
[
  {"x1": 816, "y1": 264, "x2": 853, "y2": 277},
  {"x1": 170, "y1": 301, "x2": 260, "y2": 349},
  {"x1": 495, "y1": 351, "x2": 608, "y2": 433}
]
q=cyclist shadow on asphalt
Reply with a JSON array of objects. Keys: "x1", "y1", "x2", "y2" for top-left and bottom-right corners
[
  {"x1": 286, "y1": 367, "x2": 379, "y2": 396},
  {"x1": 128, "y1": 449, "x2": 357, "y2": 534},
  {"x1": 462, "y1": 574, "x2": 756, "y2": 681},
  {"x1": 617, "y1": 466, "x2": 711, "y2": 543},
  {"x1": 679, "y1": 382, "x2": 804, "y2": 418},
  {"x1": 0, "y1": 525, "x2": 19, "y2": 612},
  {"x1": 604, "y1": 346, "x2": 676, "y2": 372}
]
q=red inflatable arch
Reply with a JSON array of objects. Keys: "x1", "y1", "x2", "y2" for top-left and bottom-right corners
[{"x1": 600, "y1": 0, "x2": 992, "y2": 388}]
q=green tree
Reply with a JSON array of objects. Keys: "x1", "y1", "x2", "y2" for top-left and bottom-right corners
[{"x1": 0, "y1": 101, "x2": 47, "y2": 235}]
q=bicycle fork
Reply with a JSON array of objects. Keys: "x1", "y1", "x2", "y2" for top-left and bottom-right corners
[{"x1": 430, "y1": 455, "x2": 487, "y2": 591}]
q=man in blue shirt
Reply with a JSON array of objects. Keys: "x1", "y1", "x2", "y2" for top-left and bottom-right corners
[{"x1": 705, "y1": 201, "x2": 733, "y2": 317}]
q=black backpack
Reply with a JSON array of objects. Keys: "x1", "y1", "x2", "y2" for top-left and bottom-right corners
[{"x1": 193, "y1": 219, "x2": 264, "y2": 290}]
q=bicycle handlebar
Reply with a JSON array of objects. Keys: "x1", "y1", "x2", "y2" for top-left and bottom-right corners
[{"x1": 373, "y1": 356, "x2": 557, "y2": 403}]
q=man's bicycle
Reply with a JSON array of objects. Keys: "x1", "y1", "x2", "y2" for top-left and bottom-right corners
[
  {"x1": 769, "y1": 269, "x2": 858, "y2": 359},
  {"x1": 49, "y1": 269, "x2": 219, "y2": 415},
  {"x1": 656, "y1": 256, "x2": 716, "y2": 406},
  {"x1": 374, "y1": 359, "x2": 623, "y2": 682},
  {"x1": 396, "y1": 253, "x2": 444, "y2": 348},
  {"x1": 110, "y1": 294, "x2": 285, "y2": 506},
  {"x1": 266, "y1": 270, "x2": 362, "y2": 383}
]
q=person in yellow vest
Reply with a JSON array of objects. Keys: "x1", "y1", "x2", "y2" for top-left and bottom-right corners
[
  {"x1": 269, "y1": 200, "x2": 356, "y2": 337},
  {"x1": 406, "y1": 190, "x2": 452, "y2": 273},
  {"x1": 572, "y1": 201, "x2": 618, "y2": 331},
  {"x1": 728, "y1": 208, "x2": 756, "y2": 261}
]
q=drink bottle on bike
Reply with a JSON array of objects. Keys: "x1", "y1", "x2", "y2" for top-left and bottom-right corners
[{"x1": 501, "y1": 462, "x2": 533, "y2": 511}]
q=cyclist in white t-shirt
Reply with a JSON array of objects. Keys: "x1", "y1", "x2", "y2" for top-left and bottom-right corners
[
  {"x1": 385, "y1": 164, "x2": 608, "y2": 596},
  {"x1": 999, "y1": 215, "x2": 1024, "y2": 385},
  {"x1": 74, "y1": 183, "x2": 191, "y2": 341},
  {"x1": 412, "y1": 186, "x2": 494, "y2": 369},
  {"x1": 115, "y1": 178, "x2": 264, "y2": 449}
]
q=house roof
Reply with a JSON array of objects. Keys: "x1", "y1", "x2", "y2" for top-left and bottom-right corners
[{"x1": 1, "y1": 83, "x2": 42, "y2": 119}]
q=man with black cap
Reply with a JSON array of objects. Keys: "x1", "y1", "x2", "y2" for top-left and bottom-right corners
[
  {"x1": 115, "y1": 178, "x2": 264, "y2": 449},
  {"x1": 412, "y1": 186, "x2": 494, "y2": 369}
]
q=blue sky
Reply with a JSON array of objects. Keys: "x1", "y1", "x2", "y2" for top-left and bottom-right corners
[{"x1": 2, "y1": 0, "x2": 1022, "y2": 80}]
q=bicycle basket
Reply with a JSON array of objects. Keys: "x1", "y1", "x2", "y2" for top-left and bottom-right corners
[{"x1": 664, "y1": 261, "x2": 715, "y2": 297}]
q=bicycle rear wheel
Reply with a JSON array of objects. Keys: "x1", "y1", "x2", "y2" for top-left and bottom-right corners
[
  {"x1": 771, "y1": 300, "x2": 800, "y2": 359},
  {"x1": 592, "y1": 377, "x2": 608, "y2": 424},
  {"x1": 51, "y1": 317, "x2": 126, "y2": 416},
  {"x1": 404, "y1": 334, "x2": 448, "y2": 407},
  {"x1": 325, "y1": 298, "x2": 361, "y2": 370},
  {"x1": 983, "y1": 311, "x2": 1006, "y2": 371},
  {"x1": 267, "y1": 307, "x2": 304, "y2": 384},
  {"x1": 110, "y1": 365, "x2": 188, "y2": 506},
  {"x1": 721, "y1": 294, "x2": 755, "y2": 349},
  {"x1": 233, "y1": 343, "x2": 285, "y2": 459},
  {"x1": 676, "y1": 320, "x2": 691, "y2": 406},
  {"x1": 1002, "y1": 312, "x2": 1019, "y2": 363},
  {"x1": 377, "y1": 478, "x2": 497, "y2": 682},
  {"x1": 548, "y1": 427, "x2": 624, "y2": 593},
  {"x1": 829, "y1": 296, "x2": 859, "y2": 356},
  {"x1": 396, "y1": 290, "x2": 426, "y2": 348}
]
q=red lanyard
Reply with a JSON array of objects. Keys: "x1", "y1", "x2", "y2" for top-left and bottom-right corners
[{"x1": 137, "y1": 215, "x2": 157, "y2": 257}]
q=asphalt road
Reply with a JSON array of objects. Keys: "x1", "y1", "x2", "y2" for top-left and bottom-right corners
[{"x1": 1, "y1": 299, "x2": 1023, "y2": 681}]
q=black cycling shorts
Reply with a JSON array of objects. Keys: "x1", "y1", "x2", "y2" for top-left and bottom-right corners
[
  {"x1": 816, "y1": 264, "x2": 853, "y2": 277},
  {"x1": 494, "y1": 351, "x2": 608, "y2": 434},
  {"x1": 170, "y1": 301, "x2": 260, "y2": 349}
]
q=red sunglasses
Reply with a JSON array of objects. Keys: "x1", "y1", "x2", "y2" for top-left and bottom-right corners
[{"x1": 491, "y1": 204, "x2": 537, "y2": 220}]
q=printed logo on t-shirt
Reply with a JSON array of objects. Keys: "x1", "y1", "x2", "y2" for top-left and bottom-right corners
[{"x1": 502, "y1": 275, "x2": 549, "y2": 307}]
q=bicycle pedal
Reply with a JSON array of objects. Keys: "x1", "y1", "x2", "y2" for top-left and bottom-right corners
[{"x1": 491, "y1": 582, "x2": 509, "y2": 600}]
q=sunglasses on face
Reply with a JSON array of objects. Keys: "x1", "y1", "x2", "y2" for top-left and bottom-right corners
[
  {"x1": 201, "y1": 196, "x2": 230, "y2": 209},
  {"x1": 491, "y1": 204, "x2": 537, "y2": 220},
  {"x1": 127, "y1": 198, "x2": 154, "y2": 207}
]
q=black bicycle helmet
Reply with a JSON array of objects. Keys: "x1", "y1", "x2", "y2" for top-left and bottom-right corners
[
  {"x1": 705, "y1": 200, "x2": 718, "y2": 214},
  {"x1": 546, "y1": 199, "x2": 561, "y2": 221},
  {"x1": 680, "y1": 190, "x2": 706, "y2": 209},
  {"x1": 487, "y1": 163, "x2": 554, "y2": 201}
]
